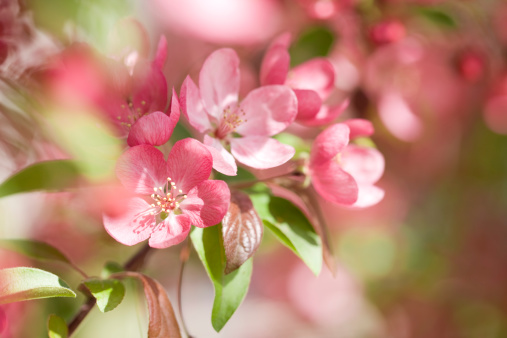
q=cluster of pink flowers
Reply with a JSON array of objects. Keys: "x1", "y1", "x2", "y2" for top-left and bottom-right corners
[{"x1": 43, "y1": 24, "x2": 385, "y2": 249}]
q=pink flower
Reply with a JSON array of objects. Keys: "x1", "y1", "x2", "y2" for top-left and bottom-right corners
[
  {"x1": 103, "y1": 139, "x2": 230, "y2": 248},
  {"x1": 98, "y1": 36, "x2": 178, "y2": 147},
  {"x1": 260, "y1": 33, "x2": 348, "y2": 127},
  {"x1": 309, "y1": 120, "x2": 384, "y2": 208},
  {"x1": 180, "y1": 48, "x2": 298, "y2": 176}
]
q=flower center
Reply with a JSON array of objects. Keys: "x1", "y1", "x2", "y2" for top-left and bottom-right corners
[
  {"x1": 116, "y1": 99, "x2": 149, "y2": 129},
  {"x1": 149, "y1": 177, "x2": 187, "y2": 214},
  {"x1": 214, "y1": 106, "x2": 246, "y2": 139},
  {"x1": 132, "y1": 177, "x2": 187, "y2": 234}
]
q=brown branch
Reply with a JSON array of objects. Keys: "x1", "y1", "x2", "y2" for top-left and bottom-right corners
[{"x1": 67, "y1": 243, "x2": 152, "y2": 337}]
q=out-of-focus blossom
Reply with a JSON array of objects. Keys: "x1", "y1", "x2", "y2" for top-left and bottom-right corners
[
  {"x1": 309, "y1": 121, "x2": 384, "y2": 208},
  {"x1": 369, "y1": 20, "x2": 406, "y2": 45},
  {"x1": 42, "y1": 35, "x2": 176, "y2": 146},
  {"x1": 260, "y1": 33, "x2": 348, "y2": 126},
  {"x1": 484, "y1": 74, "x2": 507, "y2": 134},
  {"x1": 181, "y1": 48, "x2": 297, "y2": 175},
  {"x1": 455, "y1": 48, "x2": 487, "y2": 84},
  {"x1": 295, "y1": 0, "x2": 354, "y2": 20},
  {"x1": 365, "y1": 38, "x2": 478, "y2": 142},
  {"x1": 103, "y1": 139, "x2": 230, "y2": 248},
  {"x1": 149, "y1": 0, "x2": 282, "y2": 45}
]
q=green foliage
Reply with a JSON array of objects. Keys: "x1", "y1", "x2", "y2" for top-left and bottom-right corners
[
  {"x1": 169, "y1": 123, "x2": 193, "y2": 144},
  {"x1": 416, "y1": 7, "x2": 457, "y2": 28},
  {"x1": 0, "y1": 160, "x2": 80, "y2": 198},
  {"x1": 0, "y1": 239, "x2": 71, "y2": 264},
  {"x1": 213, "y1": 166, "x2": 256, "y2": 184},
  {"x1": 83, "y1": 278, "x2": 125, "y2": 312},
  {"x1": 190, "y1": 225, "x2": 253, "y2": 332},
  {"x1": 47, "y1": 314, "x2": 68, "y2": 338},
  {"x1": 274, "y1": 133, "x2": 310, "y2": 158},
  {"x1": 0, "y1": 267, "x2": 76, "y2": 304},
  {"x1": 250, "y1": 190, "x2": 322, "y2": 275},
  {"x1": 289, "y1": 26, "x2": 335, "y2": 66},
  {"x1": 101, "y1": 261, "x2": 124, "y2": 279}
]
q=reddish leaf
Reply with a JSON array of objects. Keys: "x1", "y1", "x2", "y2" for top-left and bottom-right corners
[
  {"x1": 114, "y1": 272, "x2": 181, "y2": 338},
  {"x1": 222, "y1": 191, "x2": 263, "y2": 274}
]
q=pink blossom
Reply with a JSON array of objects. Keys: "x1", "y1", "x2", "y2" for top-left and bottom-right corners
[
  {"x1": 98, "y1": 36, "x2": 177, "y2": 146},
  {"x1": 180, "y1": 48, "x2": 298, "y2": 175},
  {"x1": 43, "y1": 37, "x2": 176, "y2": 147},
  {"x1": 103, "y1": 139, "x2": 230, "y2": 248},
  {"x1": 260, "y1": 33, "x2": 348, "y2": 126},
  {"x1": 309, "y1": 120, "x2": 384, "y2": 208}
]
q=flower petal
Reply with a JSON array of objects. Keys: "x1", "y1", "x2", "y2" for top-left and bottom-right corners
[
  {"x1": 310, "y1": 123, "x2": 349, "y2": 167},
  {"x1": 180, "y1": 76, "x2": 212, "y2": 133},
  {"x1": 152, "y1": 35, "x2": 167, "y2": 70},
  {"x1": 203, "y1": 135, "x2": 237, "y2": 176},
  {"x1": 103, "y1": 197, "x2": 155, "y2": 246},
  {"x1": 168, "y1": 87, "x2": 181, "y2": 130},
  {"x1": 378, "y1": 92, "x2": 422, "y2": 142},
  {"x1": 166, "y1": 138, "x2": 213, "y2": 193},
  {"x1": 298, "y1": 99, "x2": 349, "y2": 127},
  {"x1": 180, "y1": 180, "x2": 230, "y2": 228},
  {"x1": 341, "y1": 145, "x2": 385, "y2": 185},
  {"x1": 350, "y1": 185, "x2": 385, "y2": 208},
  {"x1": 260, "y1": 45, "x2": 290, "y2": 86},
  {"x1": 199, "y1": 48, "x2": 240, "y2": 121},
  {"x1": 342, "y1": 118, "x2": 374, "y2": 139},
  {"x1": 236, "y1": 85, "x2": 297, "y2": 136},
  {"x1": 116, "y1": 145, "x2": 168, "y2": 194},
  {"x1": 287, "y1": 58, "x2": 335, "y2": 99},
  {"x1": 127, "y1": 111, "x2": 174, "y2": 147},
  {"x1": 230, "y1": 136, "x2": 295, "y2": 169},
  {"x1": 293, "y1": 89, "x2": 322, "y2": 121},
  {"x1": 131, "y1": 62, "x2": 168, "y2": 115},
  {"x1": 310, "y1": 161, "x2": 358, "y2": 205},
  {"x1": 148, "y1": 213, "x2": 191, "y2": 248}
]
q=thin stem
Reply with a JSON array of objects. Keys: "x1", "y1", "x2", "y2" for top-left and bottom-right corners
[
  {"x1": 70, "y1": 262, "x2": 89, "y2": 280},
  {"x1": 67, "y1": 297, "x2": 96, "y2": 335},
  {"x1": 67, "y1": 243, "x2": 152, "y2": 337},
  {"x1": 177, "y1": 239, "x2": 193, "y2": 338}
]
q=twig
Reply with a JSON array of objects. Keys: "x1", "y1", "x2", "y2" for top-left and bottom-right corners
[
  {"x1": 177, "y1": 239, "x2": 193, "y2": 338},
  {"x1": 67, "y1": 243, "x2": 152, "y2": 337}
]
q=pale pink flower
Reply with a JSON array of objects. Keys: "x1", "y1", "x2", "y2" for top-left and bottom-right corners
[
  {"x1": 260, "y1": 33, "x2": 348, "y2": 127},
  {"x1": 150, "y1": 0, "x2": 283, "y2": 45},
  {"x1": 103, "y1": 139, "x2": 230, "y2": 248},
  {"x1": 309, "y1": 120, "x2": 384, "y2": 208},
  {"x1": 180, "y1": 48, "x2": 298, "y2": 176}
]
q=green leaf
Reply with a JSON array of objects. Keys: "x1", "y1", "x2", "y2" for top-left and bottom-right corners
[
  {"x1": 289, "y1": 26, "x2": 335, "y2": 66},
  {"x1": 273, "y1": 133, "x2": 310, "y2": 158},
  {"x1": 0, "y1": 239, "x2": 71, "y2": 264},
  {"x1": 83, "y1": 278, "x2": 125, "y2": 312},
  {"x1": 101, "y1": 261, "x2": 124, "y2": 279},
  {"x1": 190, "y1": 225, "x2": 253, "y2": 332},
  {"x1": 0, "y1": 160, "x2": 80, "y2": 198},
  {"x1": 417, "y1": 7, "x2": 457, "y2": 28},
  {"x1": 213, "y1": 166, "x2": 256, "y2": 184},
  {"x1": 0, "y1": 267, "x2": 76, "y2": 304},
  {"x1": 250, "y1": 192, "x2": 322, "y2": 275},
  {"x1": 48, "y1": 314, "x2": 68, "y2": 338}
]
